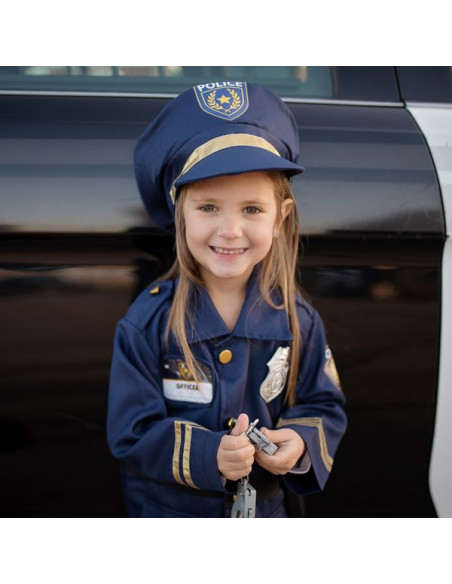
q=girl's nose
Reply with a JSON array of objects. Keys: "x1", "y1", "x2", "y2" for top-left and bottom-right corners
[{"x1": 217, "y1": 214, "x2": 242, "y2": 238}]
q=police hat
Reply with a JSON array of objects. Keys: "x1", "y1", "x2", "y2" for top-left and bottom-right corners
[{"x1": 134, "y1": 81, "x2": 304, "y2": 231}]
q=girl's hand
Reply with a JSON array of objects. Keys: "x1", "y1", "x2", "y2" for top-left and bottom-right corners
[
  {"x1": 217, "y1": 413, "x2": 256, "y2": 481},
  {"x1": 254, "y1": 427, "x2": 306, "y2": 475}
]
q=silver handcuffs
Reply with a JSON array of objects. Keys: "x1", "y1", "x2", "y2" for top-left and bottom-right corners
[{"x1": 229, "y1": 418, "x2": 278, "y2": 518}]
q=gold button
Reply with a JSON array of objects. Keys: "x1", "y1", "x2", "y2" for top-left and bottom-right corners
[
  {"x1": 149, "y1": 286, "x2": 160, "y2": 295},
  {"x1": 219, "y1": 349, "x2": 233, "y2": 364}
]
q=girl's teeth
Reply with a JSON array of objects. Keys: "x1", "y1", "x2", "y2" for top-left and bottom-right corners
[{"x1": 214, "y1": 247, "x2": 245, "y2": 255}]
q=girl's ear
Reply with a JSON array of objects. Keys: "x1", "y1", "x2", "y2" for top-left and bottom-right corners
[
  {"x1": 280, "y1": 198, "x2": 294, "y2": 222},
  {"x1": 274, "y1": 199, "x2": 293, "y2": 238}
]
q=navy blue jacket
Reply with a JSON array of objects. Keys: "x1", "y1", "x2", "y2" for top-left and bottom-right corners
[{"x1": 107, "y1": 271, "x2": 347, "y2": 517}]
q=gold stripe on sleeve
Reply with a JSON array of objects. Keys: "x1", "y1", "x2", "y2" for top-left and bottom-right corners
[
  {"x1": 173, "y1": 420, "x2": 209, "y2": 488},
  {"x1": 182, "y1": 424, "x2": 197, "y2": 489},
  {"x1": 277, "y1": 417, "x2": 333, "y2": 472},
  {"x1": 182, "y1": 423, "x2": 209, "y2": 489},
  {"x1": 172, "y1": 421, "x2": 185, "y2": 485}
]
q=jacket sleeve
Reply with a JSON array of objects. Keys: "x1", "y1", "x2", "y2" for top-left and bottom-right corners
[
  {"x1": 106, "y1": 318, "x2": 227, "y2": 493},
  {"x1": 278, "y1": 306, "x2": 347, "y2": 495}
]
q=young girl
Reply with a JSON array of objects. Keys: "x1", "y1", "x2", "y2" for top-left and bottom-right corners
[{"x1": 107, "y1": 82, "x2": 347, "y2": 518}]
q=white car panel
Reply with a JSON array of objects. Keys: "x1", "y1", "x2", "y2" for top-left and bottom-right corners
[{"x1": 408, "y1": 104, "x2": 452, "y2": 517}]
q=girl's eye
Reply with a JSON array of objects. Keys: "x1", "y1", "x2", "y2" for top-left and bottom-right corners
[
  {"x1": 243, "y1": 206, "x2": 261, "y2": 215},
  {"x1": 199, "y1": 204, "x2": 217, "y2": 213}
]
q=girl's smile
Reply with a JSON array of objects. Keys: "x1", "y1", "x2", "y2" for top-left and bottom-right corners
[{"x1": 210, "y1": 246, "x2": 247, "y2": 256}]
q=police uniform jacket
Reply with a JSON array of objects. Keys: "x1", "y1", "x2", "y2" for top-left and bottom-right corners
[{"x1": 107, "y1": 269, "x2": 347, "y2": 518}]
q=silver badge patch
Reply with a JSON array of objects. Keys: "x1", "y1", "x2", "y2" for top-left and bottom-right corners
[{"x1": 259, "y1": 347, "x2": 290, "y2": 403}]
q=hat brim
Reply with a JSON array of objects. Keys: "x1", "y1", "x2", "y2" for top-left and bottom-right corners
[{"x1": 174, "y1": 146, "x2": 304, "y2": 190}]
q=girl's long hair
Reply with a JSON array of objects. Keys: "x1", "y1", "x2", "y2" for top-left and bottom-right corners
[{"x1": 162, "y1": 171, "x2": 301, "y2": 406}]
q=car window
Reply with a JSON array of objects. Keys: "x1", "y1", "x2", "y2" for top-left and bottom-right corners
[
  {"x1": 0, "y1": 66, "x2": 400, "y2": 102},
  {"x1": 397, "y1": 66, "x2": 452, "y2": 103},
  {"x1": 0, "y1": 66, "x2": 331, "y2": 98}
]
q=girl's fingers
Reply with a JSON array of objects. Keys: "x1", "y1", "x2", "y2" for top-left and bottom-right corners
[{"x1": 230, "y1": 413, "x2": 249, "y2": 436}]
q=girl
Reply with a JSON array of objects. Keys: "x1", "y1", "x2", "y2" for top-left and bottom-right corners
[{"x1": 107, "y1": 82, "x2": 347, "y2": 518}]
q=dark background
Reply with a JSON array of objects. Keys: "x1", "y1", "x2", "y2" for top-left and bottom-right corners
[{"x1": 0, "y1": 66, "x2": 447, "y2": 517}]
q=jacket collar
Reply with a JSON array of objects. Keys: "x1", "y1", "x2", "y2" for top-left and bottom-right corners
[{"x1": 187, "y1": 268, "x2": 293, "y2": 343}]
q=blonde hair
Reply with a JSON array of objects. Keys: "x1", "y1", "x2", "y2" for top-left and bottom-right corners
[{"x1": 162, "y1": 171, "x2": 302, "y2": 406}]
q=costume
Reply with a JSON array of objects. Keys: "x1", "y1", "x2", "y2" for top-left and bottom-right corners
[{"x1": 107, "y1": 269, "x2": 347, "y2": 517}]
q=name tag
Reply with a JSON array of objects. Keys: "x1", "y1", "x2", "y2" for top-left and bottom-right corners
[{"x1": 162, "y1": 379, "x2": 213, "y2": 404}]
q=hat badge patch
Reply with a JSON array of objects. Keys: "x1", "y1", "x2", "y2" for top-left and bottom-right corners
[{"x1": 194, "y1": 82, "x2": 249, "y2": 120}]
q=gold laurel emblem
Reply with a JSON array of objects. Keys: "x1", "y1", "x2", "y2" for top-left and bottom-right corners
[
  {"x1": 178, "y1": 362, "x2": 193, "y2": 381},
  {"x1": 206, "y1": 89, "x2": 242, "y2": 115}
]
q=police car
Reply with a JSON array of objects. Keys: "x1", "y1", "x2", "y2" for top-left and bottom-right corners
[{"x1": 0, "y1": 66, "x2": 450, "y2": 517}]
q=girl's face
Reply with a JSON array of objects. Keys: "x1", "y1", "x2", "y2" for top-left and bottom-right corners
[{"x1": 182, "y1": 171, "x2": 292, "y2": 290}]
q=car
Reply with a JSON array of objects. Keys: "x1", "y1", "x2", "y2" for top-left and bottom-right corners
[{"x1": 0, "y1": 66, "x2": 451, "y2": 517}]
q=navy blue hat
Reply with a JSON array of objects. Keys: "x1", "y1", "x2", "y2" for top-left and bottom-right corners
[{"x1": 134, "y1": 81, "x2": 304, "y2": 231}]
